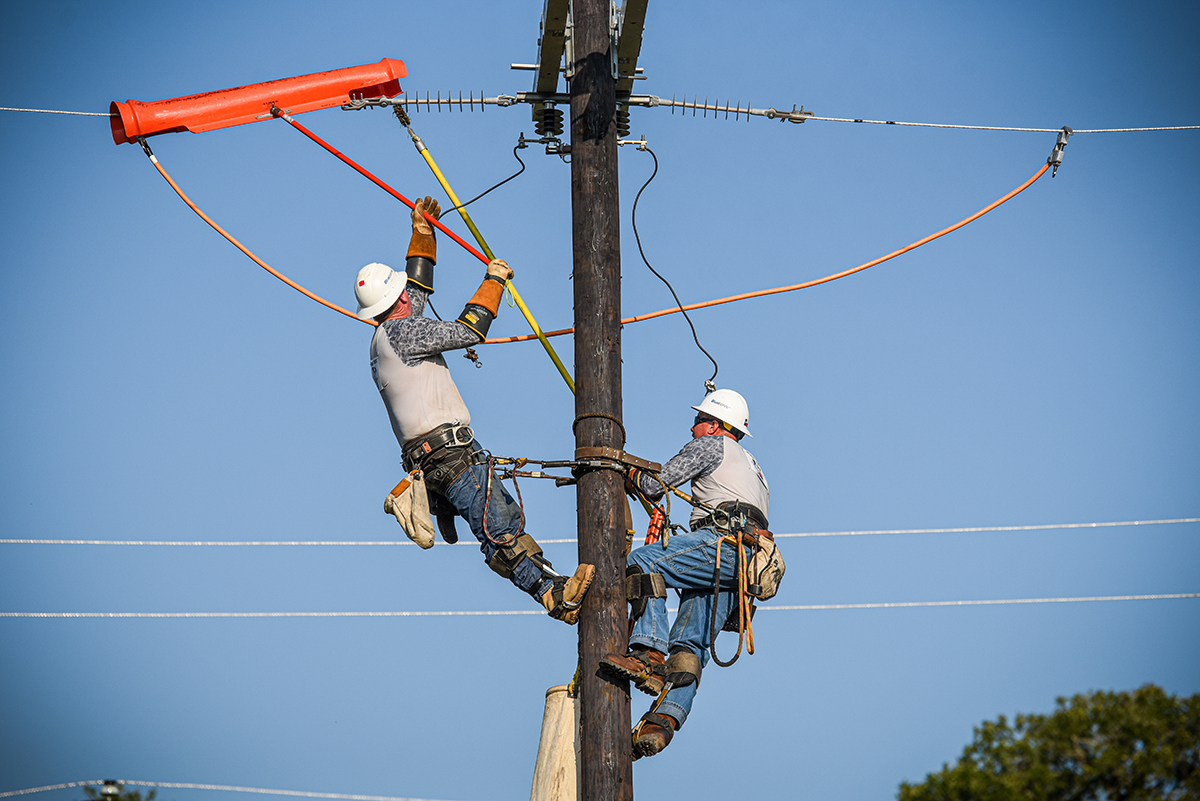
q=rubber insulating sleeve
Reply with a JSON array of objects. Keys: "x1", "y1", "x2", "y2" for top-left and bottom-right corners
[
  {"x1": 456, "y1": 305, "x2": 495, "y2": 339},
  {"x1": 405, "y1": 256, "x2": 434, "y2": 293},
  {"x1": 455, "y1": 276, "x2": 505, "y2": 338}
]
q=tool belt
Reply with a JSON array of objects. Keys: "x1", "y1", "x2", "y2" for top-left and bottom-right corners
[
  {"x1": 401, "y1": 423, "x2": 477, "y2": 497},
  {"x1": 691, "y1": 501, "x2": 769, "y2": 539}
]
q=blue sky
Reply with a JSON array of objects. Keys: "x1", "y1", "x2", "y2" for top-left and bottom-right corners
[{"x1": 2, "y1": 1, "x2": 1198, "y2": 800}]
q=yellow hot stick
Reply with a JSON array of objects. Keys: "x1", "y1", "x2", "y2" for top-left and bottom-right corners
[{"x1": 408, "y1": 131, "x2": 576, "y2": 394}]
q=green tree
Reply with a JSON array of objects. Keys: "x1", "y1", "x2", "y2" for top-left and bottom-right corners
[
  {"x1": 79, "y1": 784, "x2": 157, "y2": 801},
  {"x1": 898, "y1": 685, "x2": 1200, "y2": 801}
]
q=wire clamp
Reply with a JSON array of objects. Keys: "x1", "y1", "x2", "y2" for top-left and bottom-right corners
[
  {"x1": 1048, "y1": 126, "x2": 1073, "y2": 177},
  {"x1": 618, "y1": 135, "x2": 649, "y2": 150},
  {"x1": 765, "y1": 104, "x2": 814, "y2": 124}
]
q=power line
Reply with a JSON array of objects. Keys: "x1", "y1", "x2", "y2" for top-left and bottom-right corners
[
  {"x1": 808, "y1": 116, "x2": 1200, "y2": 133},
  {"x1": 3, "y1": 516, "x2": 1195, "y2": 546},
  {"x1": 0, "y1": 106, "x2": 112, "y2": 117},
  {"x1": 774, "y1": 516, "x2": 1200, "y2": 538},
  {"x1": 3, "y1": 104, "x2": 1197, "y2": 134},
  {"x1": 0, "y1": 780, "x2": 452, "y2": 801},
  {"x1": 4, "y1": 593, "x2": 1195, "y2": 619},
  {"x1": 761, "y1": 593, "x2": 1200, "y2": 611}
]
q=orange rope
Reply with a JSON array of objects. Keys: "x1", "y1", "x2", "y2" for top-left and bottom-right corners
[
  {"x1": 146, "y1": 151, "x2": 375, "y2": 326},
  {"x1": 145, "y1": 144, "x2": 1047, "y2": 340},
  {"x1": 484, "y1": 162, "x2": 1050, "y2": 344}
]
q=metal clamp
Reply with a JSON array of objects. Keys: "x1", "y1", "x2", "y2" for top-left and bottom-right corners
[
  {"x1": 1048, "y1": 126, "x2": 1073, "y2": 177},
  {"x1": 765, "y1": 104, "x2": 814, "y2": 124}
]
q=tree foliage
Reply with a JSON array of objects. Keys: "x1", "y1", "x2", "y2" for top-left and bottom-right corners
[
  {"x1": 898, "y1": 685, "x2": 1200, "y2": 801},
  {"x1": 80, "y1": 785, "x2": 157, "y2": 801}
]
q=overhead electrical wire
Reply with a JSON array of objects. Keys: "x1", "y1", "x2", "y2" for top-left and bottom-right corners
[
  {"x1": 483, "y1": 160, "x2": 1050, "y2": 344},
  {"x1": 21, "y1": 108, "x2": 1168, "y2": 344},
  {"x1": 3, "y1": 594, "x2": 1196, "y2": 619},
  {"x1": 0, "y1": 782, "x2": 450, "y2": 801},
  {"x1": 4, "y1": 516, "x2": 1196, "y2": 546},
  {"x1": 137, "y1": 139, "x2": 366, "y2": 324},
  {"x1": 629, "y1": 143, "x2": 720, "y2": 386},
  {"x1": 438, "y1": 143, "x2": 526, "y2": 216},
  {"x1": 806, "y1": 115, "x2": 1200, "y2": 133},
  {"x1": 5, "y1": 105, "x2": 1198, "y2": 134},
  {"x1": 0, "y1": 106, "x2": 112, "y2": 116}
]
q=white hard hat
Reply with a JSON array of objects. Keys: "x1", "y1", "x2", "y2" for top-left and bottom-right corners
[
  {"x1": 354, "y1": 262, "x2": 407, "y2": 320},
  {"x1": 691, "y1": 388, "x2": 752, "y2": 437}
]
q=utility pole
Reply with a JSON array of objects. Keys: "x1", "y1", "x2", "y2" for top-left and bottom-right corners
[{"x1": 570, "y1": 0, "x2": 633, "y2": 798}]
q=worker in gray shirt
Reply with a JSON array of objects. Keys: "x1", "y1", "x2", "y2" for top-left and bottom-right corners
[
  {"x1": 354, "y1": 197, "x2": 593, "y2": 623},
  {"x1": 601, "y1": 389, "x2": 779, "y2": 757}
]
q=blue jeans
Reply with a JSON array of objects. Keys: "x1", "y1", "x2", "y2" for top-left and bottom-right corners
[
  {"x1": 627, "y1": 526, "x2": 748, "y2": 728},
  {"x1": 439, "y1": 442, "x2": 553, "y2": 601}
]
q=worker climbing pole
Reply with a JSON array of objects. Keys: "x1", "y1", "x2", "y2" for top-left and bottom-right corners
[{"x1": 570, "y1": 0, "x2": 634, "y2": 797}]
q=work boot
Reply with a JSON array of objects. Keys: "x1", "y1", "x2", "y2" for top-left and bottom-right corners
[
  {"x1": 599, "y1": 646, "x2": 667, "y2": 696},
  {"x1": 541, "y1": 563, "x2": 595, "y2": 625},
  {"x1": 632, "y1": 712, "x2": 676, "y2": 760}
]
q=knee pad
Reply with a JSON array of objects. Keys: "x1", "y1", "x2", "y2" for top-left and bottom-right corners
[
  {"x1": 665, "y1": 648, "x2": 702, "y2": 688},
  {"x1": 625, "y1": 564, "x2": 667, "y2": 620},
  {"x1": 486, "y1": 533, "x2": 544, "y2": 579}
]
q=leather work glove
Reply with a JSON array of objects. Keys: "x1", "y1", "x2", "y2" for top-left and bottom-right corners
[
  {"x1": 411, "y1": 196, "x2": 441, "y2": 235},
  {"x1": 486, "y1": 258, "x2": 514, "y2": 282}
]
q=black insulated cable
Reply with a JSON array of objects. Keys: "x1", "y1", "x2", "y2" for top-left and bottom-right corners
[{"x1": 631, "y1": 145, "x2": 720, "y2": 389}]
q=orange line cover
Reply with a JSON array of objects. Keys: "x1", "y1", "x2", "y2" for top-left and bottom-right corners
[{"x1": 110, "y1": 58, "x2": 406, "y2": 145}]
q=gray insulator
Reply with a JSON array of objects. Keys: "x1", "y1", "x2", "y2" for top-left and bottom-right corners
[
  {"x1": 535, "y1": 107, "x2": 564, "y2": 137},
  {"x1": 615, "y1": 107, "x2": 631, "y2": 137}
]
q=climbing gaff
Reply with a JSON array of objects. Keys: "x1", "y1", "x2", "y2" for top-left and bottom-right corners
[
  {"x1": 109, "y1": 58, "x2": 407, "y2": 145},
  {"x1": 399, "y1": 118, "x2": 577, "y2": 394}
]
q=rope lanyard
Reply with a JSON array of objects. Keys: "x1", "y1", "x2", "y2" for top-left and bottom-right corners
[
  {"x1": 484, "y1": 160, "x2": 1051, "y2": 344},
  {"x1": 710, "y1": 529, "x2": 755, "y2": 667}
]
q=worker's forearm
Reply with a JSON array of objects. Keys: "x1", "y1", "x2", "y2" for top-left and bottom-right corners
[
  {"x1": 455, "y1": 274, "x2": 506, "y2": 339},
  {"x1": 405, "y1": 228, "x2": 436, "y2": 293},
  {"x1": 639, "y1": 436, "x2": 723, "y2": 497}
]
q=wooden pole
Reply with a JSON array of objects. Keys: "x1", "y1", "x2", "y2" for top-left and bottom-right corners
[{"x1": 570, "y1": 0, "x2": 633, "y2": 799}]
